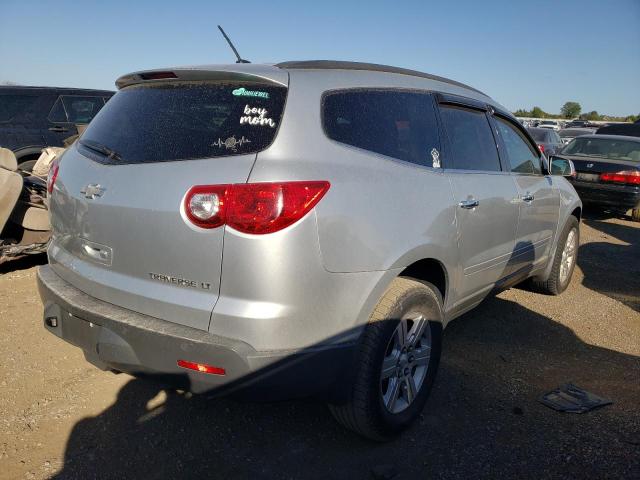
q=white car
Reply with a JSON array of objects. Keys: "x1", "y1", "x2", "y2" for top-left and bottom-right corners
[{"x1": 538, "y1": 120, "x2": 561, "y2": 131}]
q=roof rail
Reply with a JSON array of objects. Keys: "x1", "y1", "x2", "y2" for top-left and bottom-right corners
[{"x1": 275, "y1": 60, "x2": 486, "y2": 96}]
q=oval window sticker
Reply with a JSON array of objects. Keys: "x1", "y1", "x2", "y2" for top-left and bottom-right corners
[{"x1": 232, "y1": 87, "x2": 269, "y2": 99}]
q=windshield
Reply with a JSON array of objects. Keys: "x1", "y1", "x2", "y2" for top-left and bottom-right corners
[
  {"x1": 540, "y1": 121, "x2": 556, "y2": 125},
  {"x1": 78, "y1": 82, "x2": 287, "y2": 164},
  {"x1": 561, "y1": 137, "x2": 640, "y2": 161}
]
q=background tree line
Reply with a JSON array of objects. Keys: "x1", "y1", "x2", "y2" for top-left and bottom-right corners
[{"x1": 513, "y1": 101, "x2": 639, "y2": 122}]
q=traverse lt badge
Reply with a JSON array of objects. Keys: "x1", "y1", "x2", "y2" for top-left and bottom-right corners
[{"x1": 81, "y1": 184, "x2": 105, "y2": 199}]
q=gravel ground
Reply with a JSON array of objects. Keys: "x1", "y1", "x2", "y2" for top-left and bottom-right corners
[{"x1": 1, "y1": 211, "x2": 638, "y2": 480}]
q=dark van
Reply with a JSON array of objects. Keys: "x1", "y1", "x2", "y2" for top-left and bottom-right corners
[{"x1": 0, "y1": 86, "x2": 114, "y2": 164}]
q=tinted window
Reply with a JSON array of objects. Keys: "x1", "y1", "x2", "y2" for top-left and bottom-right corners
[
  {"x1": 61, "y1": 96, "x2": 105, "y2": 123},
  {"x1": 0, "y1": 95, "x2": 39, "y2": 122},
  {"x1": 527, "y1": 128, "x2": 547, "y2": 142},
  {"x1": 495, "y1": 117, "x2": 541, "y2": 174},
  {"x1": 79, "y1": 82, "x2": 287, "y2": 164},
  {"x1": 562, "y1": 137, "x2": 640, "y2": 161},
  {"x1": 323, "y1": 90, "x2": 441, "y2": 167},
  {"x1": 438, "y1": 105, "x2": 500, "y2": 171},
  {"x1": 559, "y1": 128, "x2": 595, "y2": 138},
  {"x1": 48, "y1": 97, "x2": 67, "y2": 122}
]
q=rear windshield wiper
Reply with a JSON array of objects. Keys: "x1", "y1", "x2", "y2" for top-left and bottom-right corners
[{"x1": 80, "y1": 139, "x2": 122, "y2": 162}]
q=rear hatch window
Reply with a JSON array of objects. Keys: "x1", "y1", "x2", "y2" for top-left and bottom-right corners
[{"x1": 78, "y1": 82, "x2": 287, "y2": 164}]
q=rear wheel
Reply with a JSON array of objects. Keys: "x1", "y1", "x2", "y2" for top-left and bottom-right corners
[
  {"x1": 329, "y1": 277, "x2": 442, "y2": 441},
  {"x1": 532, "y1": 216, "x2": 579, "y2": 295}
]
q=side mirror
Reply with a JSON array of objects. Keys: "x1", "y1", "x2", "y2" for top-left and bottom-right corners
[{"x1": 549, "y1": 156, "x2": 576, "y2": 177}]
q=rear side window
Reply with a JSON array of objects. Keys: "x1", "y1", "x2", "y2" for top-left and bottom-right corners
[
  {"x1": 438, "y1": 105, "x2": 501, "y2": 171},
  {"x1": 495, "y1": 117, "x2": 542, "y2": 174},
  {"x1": 0, "y1": 95, "x2": 39, "y2": 122},
  {"x1": 78, "y1": 82, "x2": 287, "y2": 164},
  {"x1": 322, "y1": 90, "x2": 441, "y2": 168}
]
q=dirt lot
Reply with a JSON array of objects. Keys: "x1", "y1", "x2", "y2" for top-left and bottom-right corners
[{"x1": 1, "y1": 212, "x2": 639, "y2": 480}]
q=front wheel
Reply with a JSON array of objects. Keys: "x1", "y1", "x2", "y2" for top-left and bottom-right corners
[
  {"x1": 329, "y1": 277, "x2": 443, "y2": 441},
  {"x1": 532, "y1": 216, "x2": 579, "y2": 295}
]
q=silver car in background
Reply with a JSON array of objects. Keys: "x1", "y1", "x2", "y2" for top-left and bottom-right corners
[{"x1": 38, "y1": 61, "x2": 582, "y2": 440}]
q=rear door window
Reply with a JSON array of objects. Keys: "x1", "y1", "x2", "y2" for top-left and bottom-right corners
[
  {"x1": 322, "y1": 90, "x2": 441, "y2": 168},
  {"x1": 438, "y1": 105, "x2": 501, "y2": 171},
  {"x1": 495, "y1": 117, "x2": 542, "y2": 174},
  {"x1": 78, "y1": 82, "x2": 287, "y2": 164}
]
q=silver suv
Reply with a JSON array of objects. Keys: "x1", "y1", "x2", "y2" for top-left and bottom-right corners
[{"x1": 38, "y1": 61, "x2": 582, "y2": 440}]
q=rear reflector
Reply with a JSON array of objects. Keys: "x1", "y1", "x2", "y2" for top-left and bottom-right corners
[
  {"x1": 47, "y1": 158, "x2": 60, "y2": 194},
  {"x1": 599, "y1": 170, "x2": 640, "y2": 185},
  {"x1": 177, "y1": 360, "x2": 226, "y2": 376},
  {"x1": 139, "y1": 71, "x2": 178, "y2": 80},
  {"x1": 184, "y1": 181, "x2": 330, "y2": 234}
]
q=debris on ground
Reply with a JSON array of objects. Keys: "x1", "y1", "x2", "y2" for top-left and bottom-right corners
[{"x1": 540, "y1": 384, "x2": 612, "y2": 413}]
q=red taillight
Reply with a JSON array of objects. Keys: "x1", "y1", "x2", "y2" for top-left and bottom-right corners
[
  {"x1": 184, "y1": 181, "x2": 330, "y2": 234},
  {"x1": 177, "y1": 360, "x2": 226, "y2": 376},
  {"x1": 599, "y1": 170, "x2": 640, "y2": 185},
  {"x1": 538, "y1": 144, "x2": 545, "y2": 153},
  {"x1": 47, "y1": 159, "x2": 60, "y2": 194}
]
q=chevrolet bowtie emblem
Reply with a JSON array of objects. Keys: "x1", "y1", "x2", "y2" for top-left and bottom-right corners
[{"x1": 80, "y1": 184, "x2": 105, "y2": 199}]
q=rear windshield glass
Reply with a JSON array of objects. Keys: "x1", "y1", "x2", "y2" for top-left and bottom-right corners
[
  {"x1": 559, "y1": 128, "x2": 594, "y2": 138},
  {"x1": 78, "y1": 82, "x2": 287, "y2": 164},
  {"x1": 527, "y1": 129, "x2": 549, "y2": 142},
  {"x1": 562, "y1": 137, "x2": 640, "y2": 161}
]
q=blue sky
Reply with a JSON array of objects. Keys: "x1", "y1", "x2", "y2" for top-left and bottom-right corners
[{"x1": 1, "y1": 0, "x2": 639, "y2": 116}]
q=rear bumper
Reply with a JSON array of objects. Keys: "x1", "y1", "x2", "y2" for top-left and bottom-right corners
[
  {"x1": 37, "y1": 265, "x2": 355, "y2": 400},
  {"x1": 570, "y1": 180, "x2": 640, "y2": 211}
]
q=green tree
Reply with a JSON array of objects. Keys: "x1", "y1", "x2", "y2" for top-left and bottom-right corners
[
  {"x1": 580, "y1": 111, "x2": 601, "y2": 121},
  {"x1": 530, "y1": 106, "x2": 546, "y2": 118},
  {"x1": 560, "y1": 102, "x2": 581, "y2": 119},
  {"x1": 514, "y1": 108, "x2": 531, "y2": 117}
]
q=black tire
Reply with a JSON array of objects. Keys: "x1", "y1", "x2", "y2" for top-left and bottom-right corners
[
  {"x1": 328, "y1": 277, "x2": 443, "y2": 441},
  {"x1": 631, "y1": 208, "x2": 640, "y2": 223},
  {"x1": 531, "y1": 216, "x2": 579, "y2": 295}
]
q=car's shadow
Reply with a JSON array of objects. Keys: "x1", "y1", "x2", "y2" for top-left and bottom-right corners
[
  {"x1": 52, "y1": 294, "x2": 640, "y2": 480},
  {"x1": 0, "y1": 253, "x2": 47, "y2": 275},
  {"x1": 578, "y1": 210, "x2": 640, "y2": 312}
]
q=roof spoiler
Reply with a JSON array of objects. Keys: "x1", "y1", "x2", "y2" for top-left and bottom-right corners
[{"x1": 115, "y1": 66, "x2": 288, "y2": 90}]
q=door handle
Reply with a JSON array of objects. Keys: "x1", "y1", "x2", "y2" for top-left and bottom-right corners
[
  {"x1": 458, "y1": 198, "x2": 480, "y2": 209},
  {"x1": 521, "y1": 193, "x2": 535, "y2": 203},
  {"x1": 48, "y1": 126, "x2": 68, "y2": 132}
]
